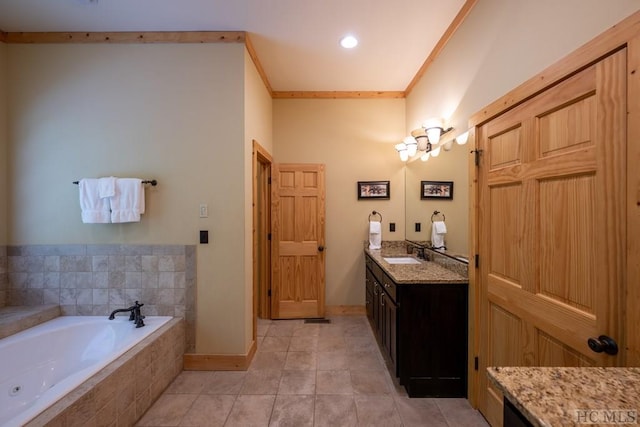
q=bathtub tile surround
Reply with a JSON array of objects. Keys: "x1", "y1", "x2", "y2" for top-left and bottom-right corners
[
  {"x1": 25, "y1": 317, "x2": 185, "y2": 427},
  {"x1": 0, "y1": 246, "x2": 7, "y2": 307},
  {"x1": 6, "y1": 244, "x2": 196, "y2": 351}
]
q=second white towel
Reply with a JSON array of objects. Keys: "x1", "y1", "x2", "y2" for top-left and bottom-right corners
[
  {"x1": 369, "y1": 221, "x2": 382, "y2": 250},
  {"x1": 110, "y1": 178, "x2": 145, "y2": 223},
  {"x1": 431, "y1": 221, "x2": 447, "y2": 249}
]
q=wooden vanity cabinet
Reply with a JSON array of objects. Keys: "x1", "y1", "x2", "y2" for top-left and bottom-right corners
[{"x1": 365, "y1": 253, "x2": 468, "y2": 398}]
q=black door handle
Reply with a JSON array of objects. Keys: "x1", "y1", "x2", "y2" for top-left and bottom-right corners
[
  {"x1": 587, "y1": 335, "x2": 619, "y2": 355},
  {"x1": 318, "y1": 245, "x2": 325, "y2": 252}
]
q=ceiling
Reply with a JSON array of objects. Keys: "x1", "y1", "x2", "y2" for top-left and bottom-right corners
[{"x1": 0, "y1": 0, "x2": 468, "y2": 92}]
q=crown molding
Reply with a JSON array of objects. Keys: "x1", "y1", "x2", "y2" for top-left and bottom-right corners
[
  {"x1": 245, "y1": 33, "x2": 273, "y2": 96},
  {"x1": 405, "y1": 0, "x2": 478, "y2": 96},
  {"x1": 272, "y1": 91, "x2": 406, "y2": 99},
  {"x1": 5, "y1": 31, "x2": 245, "y2": 44}
]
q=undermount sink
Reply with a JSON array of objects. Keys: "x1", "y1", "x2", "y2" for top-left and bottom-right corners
[{"x1": 383, "y1": 257, "x2": 421, "y2": 265}]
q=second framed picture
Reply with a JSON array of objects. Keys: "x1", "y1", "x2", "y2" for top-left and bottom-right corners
[
  {"x1": 421, "y1": 181, "x2": 453, "y2": 200},
  {"x1": 358, "y1": 181, "x2": 390, "y2": 200}
]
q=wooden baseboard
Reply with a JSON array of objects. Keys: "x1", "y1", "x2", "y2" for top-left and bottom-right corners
[
  {"x1": 325, "y1": 305, "x2": 366, "y2": 316},
  {"x1": 183, "y1": 340, "x2": 257, "y2": 371}
]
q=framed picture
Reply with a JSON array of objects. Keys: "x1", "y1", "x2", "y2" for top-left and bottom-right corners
[
  {"x1": 421, "y1": 180, "x2": 454, "y2": 200},
  {"x1": 358, "y1": 181, "x2": 390, "y2": 200}
]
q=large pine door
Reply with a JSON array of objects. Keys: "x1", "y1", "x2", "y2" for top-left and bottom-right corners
[
  {"x1": 271, "y1": 163, "x2": 326, "y2": 319},
  {"x1": 478, "y1": 50, "x2": 626, "y2": 425}
]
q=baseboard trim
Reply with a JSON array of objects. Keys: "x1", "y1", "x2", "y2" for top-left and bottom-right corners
[
  {"x1": 183, "y1": 339, "x2": 257, "y2": 371},
  {"x1": 325, "y1": 305, "x2": 366, "y2": 316}
]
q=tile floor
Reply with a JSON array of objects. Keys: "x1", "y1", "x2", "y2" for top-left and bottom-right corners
[{"x1": 137, "y1": 315, "x2": 489, "y2": 426}]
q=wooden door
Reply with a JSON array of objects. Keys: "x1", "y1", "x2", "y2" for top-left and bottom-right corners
[
  {"x1": 271, "y1": 163, "x2": 326, "y2": 319},
  {"x1": 477, "y1": 50, "x2": 626, "y2": 425}
]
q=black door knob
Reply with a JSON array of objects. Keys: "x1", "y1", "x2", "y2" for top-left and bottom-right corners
[
  {"x1": 318, "y1": 246, "x2": 325, "y2": 252},
  {"x1": 587, "y1": 335, "x2": 619, "y2": 355}
]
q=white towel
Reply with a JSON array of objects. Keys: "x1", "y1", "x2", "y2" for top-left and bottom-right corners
[
  {"x1": 98, "y1": 176, "x2": 116, "y2": 198},
  {"x1": 79, "y1": 179, "x2": 111, "y2": 223},
  {"x1": 369, "y1": 221, "x2": 382, "y2": 250},
  {"x1": 434, "y1": 221, "x2": 447, "y2": 234},
  {"x1": 431, "y1": 221, "x2": 447, "y2": 249},
  {"x1": 110, "y1": 178, "x2": 145, "y2": 223}
]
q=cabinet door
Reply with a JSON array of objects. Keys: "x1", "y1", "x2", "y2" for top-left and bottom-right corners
[
  {"x1": 385, "y1": 295, "x2": 398, "y2": 370},
  {"x1": 365, "y1": 269, "x2": 374, "y2": 322}
]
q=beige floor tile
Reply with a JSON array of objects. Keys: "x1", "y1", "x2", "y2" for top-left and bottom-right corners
[
  {"x1": 284, "y1": 351, "x2": 317, "y2": 370},
  {"x1": 317, "y1": 350, "x2": 349, "y2": 371},
  {"x1": 259, "y1": 336, "x2": 291, "y2": 352},
  {"x1": 202, "y1": 371, "x2": 246, "y2": 395},
  {"x1": 350, "y1": 370, "x2": 391, "y2": 395},
  {"x1": 316, "y1": 370, "x2": 353, "y2": 395},
  {"x1": 178, "y1": 394, "x2": 235, "y2": 426},
  {"x1": 241, "y1": 369, "x2": 283, "y2": 395},
  {"x1": 266, "y1": 323, "x2": 296, "y2": 337},
  {"x1": 317, "y1": 335, "x2": 346, "y2": 352},
  {"x1": 292, "y1": 323, "x2": 320, "y2": 337},
  {"x1": 289, "y1": 335, "x2": 318, "y2": 351},
  {"x1": 436, "y1": 398, "x2": 489, "y2": 426},
  {"x1": 354, "y1": 395, "x2": 402, "y2": 426},
  {"x1": 314, "y1": 395, "x2": 357, "y2": 427},
  {"x1": 250, "y1": 351, "x2": 287, "y2": 371},
  {"x1": 278, "y1": 370, "x2": 316, "y2": 395},
  {"x1": 318, "y1": 324, "x2": 345, "y2": 337},
  {"x1": 344, "y1": 335, "x2": 377, "y2": 353},
  {"x1": 268, "y1": 395, "x2": 314, "y2": 427},
  {"x1": 225, "y1": 395, "x2": 276, "y2": 427},
  {"x1": 136, "y1": 393, "x2": 198, "y2": 426},
  {"x1": 347, "y1": 351, "x2": 384, "y2": 371},
  {"x1": 394, "y1": 397, "x2": 449, "y2": 427},
  {"x1": 164, "y1": 371, "x2": 213, "y2": 394}
]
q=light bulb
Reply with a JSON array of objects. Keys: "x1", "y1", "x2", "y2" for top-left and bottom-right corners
[
  {"x1": 404, "y1": 136, "x2": 417, "y2": 157},
  {"x1": 430, "y1": 146, "x2": 441, "y2": 157},
  {"x1": 420, "y1": 152, "x2": 430, "y2": 162},
  {"x1": 456, "y1": 131, "x2": 469, "y2": 145}
]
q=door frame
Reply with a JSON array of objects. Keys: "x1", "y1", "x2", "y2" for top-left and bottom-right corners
[{"x1": 252, "y1": 140, "x2": 273, "y2": 337}]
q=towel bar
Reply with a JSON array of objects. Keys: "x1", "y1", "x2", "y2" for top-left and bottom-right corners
[
  {"x1": 73, "y1": 179, "x2": 157, "y2": 186},
  {"x1": 368, "y1": 210, "x2": 383, "y2": 222},
  {"x1": 431, "y1": 210, "x2": 445, "y2": 222}
]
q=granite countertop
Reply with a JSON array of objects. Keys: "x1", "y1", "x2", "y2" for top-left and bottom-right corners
[
  {"x1": 488, "y1": 366, "x2": 640, "y2": 427},
  {"x1": 365, "y1": 243, "x2": 467, "y2": 284}
]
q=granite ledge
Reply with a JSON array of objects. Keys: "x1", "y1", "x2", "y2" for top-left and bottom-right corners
[
  {"x1": 488, "y1": 366, "x2": 640, "y2": 427},
  {"x1": 365, "y1": 241, "x2": 467, "y2": 284}
]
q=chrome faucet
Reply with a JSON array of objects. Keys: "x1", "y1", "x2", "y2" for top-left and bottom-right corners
[{"x1": 108, "y1": 301, "x2": 145, "y2": 328}]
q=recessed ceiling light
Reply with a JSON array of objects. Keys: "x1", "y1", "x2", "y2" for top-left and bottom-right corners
[{"x1": 340, "y1": 35, "x2": 358, "y2": 49}]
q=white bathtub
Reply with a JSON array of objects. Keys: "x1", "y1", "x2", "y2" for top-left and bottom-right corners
[{"x1": 0, "y1": 315, "x2": 172, "y2": 427}]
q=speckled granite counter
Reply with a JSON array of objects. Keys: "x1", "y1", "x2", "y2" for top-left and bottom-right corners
[
  {"x1": 365, "y1": 241, "x2": 467, "y2": 284},
  {"x1": 488, "y1": 366, "x2": 640, "y2": 426}
]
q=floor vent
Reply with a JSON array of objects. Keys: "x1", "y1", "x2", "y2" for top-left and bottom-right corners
[{"x1": 304, "y1": 318, "x2": 331, "y2": 324}]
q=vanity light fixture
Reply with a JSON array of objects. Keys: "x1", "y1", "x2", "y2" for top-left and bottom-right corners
[
  {"x1": 455, "y1": 131, "x2": 469, "y2": 145},
  {"x1": 394, "y1": 118, "x2": 453, "y2": 162},
  {"x1": 340, "y1": 35, "x2": 358, "y2": 49}
]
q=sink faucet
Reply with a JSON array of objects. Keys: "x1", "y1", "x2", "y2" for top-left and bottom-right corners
[{"x1": 108, "y1": 301, "x2": 145, "y2": 328}]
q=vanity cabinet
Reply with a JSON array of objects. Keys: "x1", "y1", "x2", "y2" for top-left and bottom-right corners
[{"x1": 365, "y1": 253, "x2": 468, "y2": 398}]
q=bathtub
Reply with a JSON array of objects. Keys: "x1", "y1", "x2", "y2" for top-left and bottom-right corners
[{"x1": 0, "y1": 315, "x2": 173, "y2": 427}]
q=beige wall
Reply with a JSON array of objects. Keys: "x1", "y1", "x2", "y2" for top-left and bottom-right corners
[
  {"x1": 6, "y1": 43, "x2": 250, "y2": 354},
  {"x1": 243, "y1": 49, "x2": 272, "y2": 347},
  {"x1": 405, "y1": 0, "x2": 640, "y2": 255},
  {"x1": 273, "y1": 99, "x2": 405, "y2": 306},
  {"x1": 0, "y1": 42, "x2": 7, "y2": 245}
]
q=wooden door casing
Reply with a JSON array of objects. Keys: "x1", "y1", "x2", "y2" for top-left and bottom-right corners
[
  {"x1": 271, "y1": 163, "x2": 326, "y2": 319},
  {"x1": 477, "y1": 50, "x2": 626, "y2": 425}
]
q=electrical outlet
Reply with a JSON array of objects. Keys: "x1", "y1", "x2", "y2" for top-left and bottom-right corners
[
  {"x1": 199, "y1": 204, "x2": 208, "y2": 218},
  {"x1": 415, "y1": 222, "x2": 421, "y2": 232},
  {"x1": 390, "y1": 223, "x2": 396, "y2": 232}
]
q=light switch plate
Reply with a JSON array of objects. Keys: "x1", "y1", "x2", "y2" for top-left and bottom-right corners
[{"x1": 199, "y1": 204, "x2": 208, "y2": 218}]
